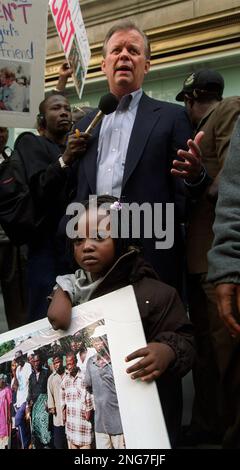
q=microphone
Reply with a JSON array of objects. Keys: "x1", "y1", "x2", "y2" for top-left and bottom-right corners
[{"x1": 84, "y1": 93, "x2": 119, "y2": 134}]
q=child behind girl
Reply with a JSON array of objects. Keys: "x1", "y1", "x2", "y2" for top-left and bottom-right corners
[{"x1": 48, "y1": 195, "x2": 195, "y2": 446}]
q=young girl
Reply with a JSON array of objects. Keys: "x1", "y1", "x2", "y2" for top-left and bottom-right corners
[{"x1": 48, "y1": 195, "x2": 195, "y2": 446}]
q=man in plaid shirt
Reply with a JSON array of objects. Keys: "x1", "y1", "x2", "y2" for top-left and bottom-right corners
[{"x1": 61, "y1": 351, "x2": 94, "y2": 449}]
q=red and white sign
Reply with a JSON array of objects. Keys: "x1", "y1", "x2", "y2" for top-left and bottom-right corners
[{"x1": 49, "y1": 0, "x2": 91, "y2": 98}]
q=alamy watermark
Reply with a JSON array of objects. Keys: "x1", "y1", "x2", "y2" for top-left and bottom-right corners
[{"x1": 66, "y1": 196, "x2": 175, "y2": 250}]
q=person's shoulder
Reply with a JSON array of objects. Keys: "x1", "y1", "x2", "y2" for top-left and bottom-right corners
[
  {"x1": 88, "y1": 347, "x2": 96, "y2": 355},
  {"x1": 87, "y1": 354, "x2": 96, "y2": 366},
  {"x1": 87, "y1": 354, "x2": 96, "y2": 362},
  {"x1": 47, "y1": 371, "x2": 54, "y2": 381},
  {"x1": 142, "y1": 93, "x2": 185, "y2": 112},
  {"x1": 143, "y1": 276, "x2": 177, "y2": 292},
  {"x1": 24, "y1": 362, "x2": 32, "y2": 372},
  {"x1": 14, "y1": 131, "x2": 39, "y2": 149},
  {"x1": 157, "y1": 100, "x2": 185, "y2": 112},
  {"x1": 134, "y1": 276, "x2": 178, "y2": 302},
  {"x1": 61, "y1": 371, "x2": 69, "y2": 383},
  {"x1": 206, "y1": 97, "x2": 240, "y2": 129},
  {"x1": 217, "y1": 96, "x2": 240, "y2": 112},
  {"x1": 221, "y1": 95, "x2": 240, "y2": 104}
]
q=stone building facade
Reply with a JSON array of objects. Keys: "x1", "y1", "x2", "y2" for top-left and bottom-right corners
[{"x1": 46, "y1": 0, "x2": 240, "y2": 104}]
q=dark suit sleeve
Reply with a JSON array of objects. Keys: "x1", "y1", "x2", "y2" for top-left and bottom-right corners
[
  {"x1": 171, "y1": 107, "x2": 193, "y2": 155},
  {"x1": 172, "y1": 107, "x2": 212, "y2": 197},
  {"x1": 171, "y1": 107, "x2": 212, "y2": 209}
]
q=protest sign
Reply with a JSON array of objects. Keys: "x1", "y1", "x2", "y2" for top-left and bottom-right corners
[
  {"x1": 49, "y1": 0, "x2": 91, "y2": 98},
  {"x1": 0, "y1": 0, "x2": 48, "y2": 128}
]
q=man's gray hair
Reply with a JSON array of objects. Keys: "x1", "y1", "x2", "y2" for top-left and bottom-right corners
[{"x1": 102, "y1": 20, "x2": 151, "y2": 60}]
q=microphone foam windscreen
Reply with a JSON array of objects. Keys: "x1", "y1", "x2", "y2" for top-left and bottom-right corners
[{"x1": 98, "y1": 93, "x2": 119, "y2": 115}]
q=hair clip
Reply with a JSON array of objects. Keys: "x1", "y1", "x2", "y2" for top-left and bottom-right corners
[{"x1": 110, "y1": 201, "x2": 122, "y2": 211}]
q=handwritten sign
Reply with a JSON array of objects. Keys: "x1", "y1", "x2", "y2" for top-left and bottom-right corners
[
  {"x1": 0, "y1": 0, "x2": 48, "y2": 128},
  {"x1": 49, "y1": 0, "x2": 91, "y2": 98}
]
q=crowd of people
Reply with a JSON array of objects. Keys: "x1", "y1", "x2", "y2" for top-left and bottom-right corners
[
  {"x1": 0, "y1": 327, "x2": 125, "y2": 449},
  {"x1": 0, "y1": 19, "x2": 240, "y2": 449}
]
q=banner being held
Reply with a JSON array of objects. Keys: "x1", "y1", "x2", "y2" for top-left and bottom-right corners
[
  {"x1": 49, "y1": 0, "x2": 91, "y2": 98},
  {"x1": 0, "y1": 0, "x2": 48, "y2": 128}
]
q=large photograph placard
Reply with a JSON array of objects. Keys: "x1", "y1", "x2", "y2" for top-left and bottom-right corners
[
  {"x1": 0, "y1": 286, "x2": 170, "y2": 449},
  {"x1": 0, "y1": 0, "x2": 48, "y2": 128}
]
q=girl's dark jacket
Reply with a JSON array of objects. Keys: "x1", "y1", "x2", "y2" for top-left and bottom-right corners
[{"x1": 60, "y1": 248, "x2": 195, "y2": 446}]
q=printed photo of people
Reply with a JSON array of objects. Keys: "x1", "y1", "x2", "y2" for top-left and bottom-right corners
[
  {"x1": 68, "y1": 37, "x2": 84, "y2": 97},
  {"x1": 68, "y1": 37, "x2": 79, "y2": 73},
  {"x1": 0, "y1": 60, "x2": 30, "y2": 113},
  {"x1": 74, "y1": 64, "x2": 84, "y2": 98},
  {"x1": 0, "y1": 318, "x2": 125, "y2": 449}
]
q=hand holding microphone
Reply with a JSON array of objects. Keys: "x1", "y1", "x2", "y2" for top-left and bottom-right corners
[{"x1": 63, "y1": 93, "x2": 119, "y2": 165}]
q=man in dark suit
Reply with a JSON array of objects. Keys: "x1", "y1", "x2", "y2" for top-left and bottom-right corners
[{"x1": 62, "y1": 20, "x2": 205, "y2": 290}]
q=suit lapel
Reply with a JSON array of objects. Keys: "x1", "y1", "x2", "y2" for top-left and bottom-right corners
[{"x1": 122, "y1": 93, "x2": 163, "y2": 190}]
